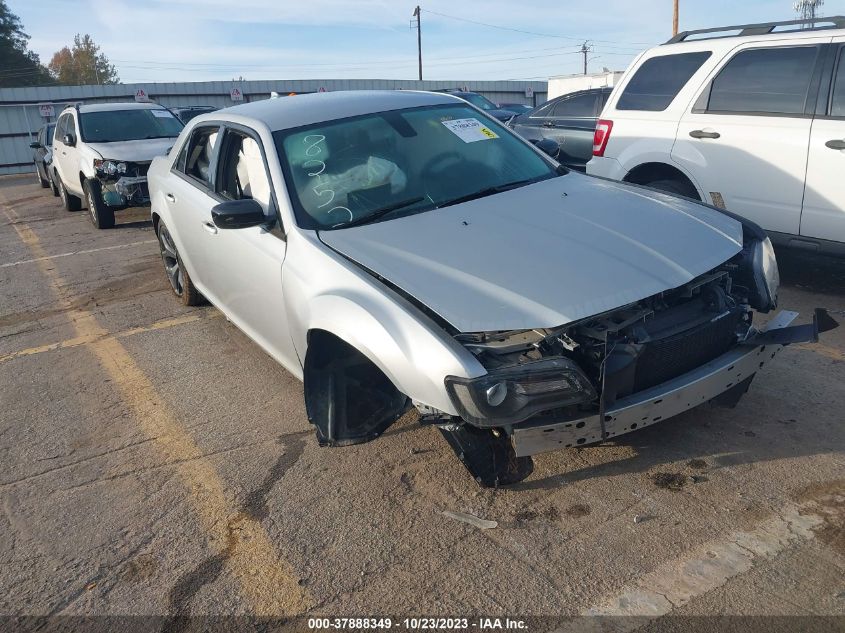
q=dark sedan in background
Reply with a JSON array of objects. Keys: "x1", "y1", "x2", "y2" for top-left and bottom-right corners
[
  {"x1": 29, "y1": 123, "x2": 55, "y2": 191},
  {"x1": 509, "y1": 87, "x2": 612, "y2": 171},
  {"x1": 437, "y1": 89, "x2": 521, "y2": 122}
]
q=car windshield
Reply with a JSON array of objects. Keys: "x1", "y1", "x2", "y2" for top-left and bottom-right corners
[
  {"x1": 274, "y1": 103, "x2": 560, "y2": 231},
  {"x1": 461, "y1": 93, "x2": 497, "y2": 110},
  {"x1": 79, "y1": 109, "x2": 184, "y2": 143},
  {"x1": 46, "y1": 124, "x2": 55, "y2": 144}
]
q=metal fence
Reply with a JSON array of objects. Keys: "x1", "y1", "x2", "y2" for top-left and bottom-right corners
[{"x1": 0, "y1": 78, "x2": 548, "y2": 175}]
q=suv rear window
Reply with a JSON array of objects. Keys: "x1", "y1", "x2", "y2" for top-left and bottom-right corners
[
  {"x1": 707, "y1": 46, "x2": 818, "y2": 115},
  {"x1": 617, "y1": 51, "x2": 712, "y2": 111}
]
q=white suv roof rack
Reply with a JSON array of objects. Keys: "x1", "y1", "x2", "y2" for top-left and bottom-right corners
[{"x1": 665, "y1": 15, "x2": 845, "y2": 44}]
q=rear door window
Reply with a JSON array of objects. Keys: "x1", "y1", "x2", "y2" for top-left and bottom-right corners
[
  {"x1": 178, "y1": 126, "x2": 220, "y2": 189},
  {"x1": 707, "y1": 46, "x2": 819, "y2": 115},
  {"x1": 617, "y1": 51, "x2": 712, "y2": 111},
  {"x1": 552, "y1": 93, "x2": 598, "y2": 117},
  {"x1": 830, "y1": 47, "x2": 845, "y2": 118}
]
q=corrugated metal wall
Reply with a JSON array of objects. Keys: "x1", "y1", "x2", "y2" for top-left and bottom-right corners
[{"x1": 0, "y1": 79, "x2": 548, "y2": 175}]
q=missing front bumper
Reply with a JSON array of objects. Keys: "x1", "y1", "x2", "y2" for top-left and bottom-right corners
[{"x1": 511, "y1": 310, "x2": 835, "y2": 457}]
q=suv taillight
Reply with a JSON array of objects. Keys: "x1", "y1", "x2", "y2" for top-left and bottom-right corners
[{"x1": 593, "y1": 119, "x2": 613, "y2": 157}]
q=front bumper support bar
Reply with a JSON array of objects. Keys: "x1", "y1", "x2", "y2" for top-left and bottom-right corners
[{"x1": 512, "y1": 310, "x2": 835, "y2": 458}]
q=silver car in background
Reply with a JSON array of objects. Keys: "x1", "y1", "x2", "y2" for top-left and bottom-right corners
[{"x1": 147, "y1": 90, "x2": 834, "y2": 487}]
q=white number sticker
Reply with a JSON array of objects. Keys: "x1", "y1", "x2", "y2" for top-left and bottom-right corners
[{"x1": 441, "y1": 118, "x2": 498, "y2": 143}]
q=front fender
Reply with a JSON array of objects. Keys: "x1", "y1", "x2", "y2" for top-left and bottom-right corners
[{"x1": 300, "y1": 291, "x2": 485, "y2": 416}]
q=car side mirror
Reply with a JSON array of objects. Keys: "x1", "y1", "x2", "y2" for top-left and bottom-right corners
[
  {"x1": 211, "y1": 198, "x2": 267, "y2": 229},
  {"x1": 63, "y1": 133, "x2": 75, "y2": 147},
  {"x1": 534, "y1": 138, "x2": 561, "y2": 161},
  {"x1": 29, "y1": 141, "x2": 42, "y2": 149}
]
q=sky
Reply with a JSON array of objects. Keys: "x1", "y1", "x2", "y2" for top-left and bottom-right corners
[{"x1": 10, "y1": 0, "x2": 845, "y2": 84}]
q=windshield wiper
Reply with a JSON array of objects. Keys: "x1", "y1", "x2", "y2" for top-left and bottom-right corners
[
  {"x1": 337, "y1": 196, "x2": 425, "y2": 229},
  {"x1": 436, "y1": 178, "x2": 540, "y2": 209}
]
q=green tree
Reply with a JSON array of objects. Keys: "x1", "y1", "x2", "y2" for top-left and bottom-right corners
[
  {"x1": 0, "y1": 0, "x2": 53, "y2": 87},
  {"x1": 48, "y1": 34, "x2": 119, "y2": 85}
]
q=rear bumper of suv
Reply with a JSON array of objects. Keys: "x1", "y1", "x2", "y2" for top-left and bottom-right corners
[{"x1": 585, "y1": 155, "x2": 623, "y2": 179}]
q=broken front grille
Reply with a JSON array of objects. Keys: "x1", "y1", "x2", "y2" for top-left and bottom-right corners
[{"x1": 632, "y1": 309, "x2": 742, "y2": 392}]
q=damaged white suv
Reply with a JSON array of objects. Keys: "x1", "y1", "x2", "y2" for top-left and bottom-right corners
[
  {"x1": 147, "y1": 90, "x2": 836, "y2": 487},
  {"x1": 52, "y1": 102, "x2": 183, "y2": 228}
]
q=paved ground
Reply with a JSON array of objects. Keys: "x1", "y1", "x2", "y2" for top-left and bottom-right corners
[{"x1": 1, "y1": 172, "x2": 844, "y2": 630}]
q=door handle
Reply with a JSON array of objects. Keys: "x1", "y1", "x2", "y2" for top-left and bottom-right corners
[
  {"x1": 165, "y1": 193, "x2": 176, "y2": 202},
  {"x1": 690, "y1": 129, "x2": 721, "y2": 139},
  {"x1": 202, "y1": 221, "x2": 218, "y2": 235},
  {"x1": 825, "y1": 139, "x2": 845, "y2": 150}
]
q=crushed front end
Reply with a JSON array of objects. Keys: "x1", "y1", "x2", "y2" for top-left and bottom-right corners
[
  {"x1": 429, "y1": 237, "x2": 837, "y2": 487},
  {"x1": 93, "y1": 159, "x2": 152, "y2": 207}
]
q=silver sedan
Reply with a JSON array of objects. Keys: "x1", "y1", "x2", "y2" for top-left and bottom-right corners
[{"x1": 147, "y1": 90, "x2": 833, "y2": 487}]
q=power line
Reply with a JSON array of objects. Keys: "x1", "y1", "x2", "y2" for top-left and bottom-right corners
[{"x1": 421, "y1": 8, "x2": 656, "y2": 46}]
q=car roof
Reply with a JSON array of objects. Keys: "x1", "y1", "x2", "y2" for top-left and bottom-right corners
[
  {"x1": 70, "y1": 102, "x2": 168, "y2": 114},
  {"x1": 204, "y1": 90, "x2": 461, "y2": 132}
]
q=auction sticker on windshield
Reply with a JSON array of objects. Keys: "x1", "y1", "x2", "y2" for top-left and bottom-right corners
[
  {"x1": 442, "y1": 118, "x2": 498, "y2": 143},
  {"x1": 151, "y1": 110, "x2": 175, "y2": 118}
]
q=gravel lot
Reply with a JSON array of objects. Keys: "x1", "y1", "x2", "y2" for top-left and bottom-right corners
[{"x1": 1, "y1": 172, "x2": 843, "y2": 631}]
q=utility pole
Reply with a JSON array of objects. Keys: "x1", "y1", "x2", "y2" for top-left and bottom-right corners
[
  {"x1": 581, "y1": 41, "x2": 590, "y2": 75},
  {"x1": 412, "y1": 6, "x2": 423, "y2": 81},
  {"x1": 672, "y1": 0, "x2": 679, "y2": 36}
]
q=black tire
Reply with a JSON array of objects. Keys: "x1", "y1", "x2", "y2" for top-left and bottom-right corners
[
  {"x1": 84, "y1": 179, "x2": 115, "y2": 229},
  {"x1": 36, "y1": 163, "x2": 49, "y2": 188},
  {"x1": 58, "y1": 175, "x2": 82, "y2": 212},
  {"x1": 643, "y1": 178, "x2": 700, "y2": 200},
  {"x1": 48, "y1": 169, "x2": 59, "y2": 197},
  {"x1": 157, "y1": 220, "x2": 203, "y2": 306}
]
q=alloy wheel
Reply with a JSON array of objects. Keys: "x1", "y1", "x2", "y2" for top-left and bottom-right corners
[{"x1": 158, "y1": 226, "x2": 184, "y2": 296}]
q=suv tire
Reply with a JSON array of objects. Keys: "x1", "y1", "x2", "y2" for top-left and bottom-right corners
[
  {"x1": 641, "y1": 179, "x2": 700, "y2": 201},
  {"x1": 48, "y1": 170, "x2": 59, "y2": 197},
  {"x1": 157, "y1": 220, "x2": 204, "y2": 306},
  {"x1": 36, "y1": 164, "x2": 49, "y2": 188},
  {"x1": 84, "y1": 179, "x2": 115, "y2": 229},
  {"x1": 58, "y1": 176, "x2": 82, "y2": 212}
]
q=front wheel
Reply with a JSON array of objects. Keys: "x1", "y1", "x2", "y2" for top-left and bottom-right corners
[
  {"x1": 48, "y1": 170, "x2": 59, "y2": 197},
  {"x1": 36, "y1": 163, "x2": 49, "y2": 188},
  {"x1": 84, "y1": 179, "x2": 115, "y2": 229},
  {"x1": 156, "y1": 220, "x2": 203, "y2": 306}
]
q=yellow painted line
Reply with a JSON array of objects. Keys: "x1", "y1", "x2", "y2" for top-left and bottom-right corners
[
  {"x1": 0, "y1": 312, "x2": 221, "y2": 364},
  {"x1": 0, "y1": 201, "x2": 312, "y2": 615}
]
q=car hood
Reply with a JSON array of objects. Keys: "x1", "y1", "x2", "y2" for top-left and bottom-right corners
[
  {"x1": 85, "y1": 138, "x2": 178, "y2": 162},
  {"x1": 319, "y1": 174, "x2": 744, "y2": 333}
]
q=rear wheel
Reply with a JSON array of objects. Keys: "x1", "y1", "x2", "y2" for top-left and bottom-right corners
[
  {"x1": 157, "y1": 220, "x2": 203, "y2": 306},
  {"x1": 58, "y1": 176, "x2": 82, "y2": 212},
  {"x1": 84, "y1": 179, "x2": 115, "y2": 229},
  {"x1": 643, "y1": 178, "x2": 700, "y2": 200}
]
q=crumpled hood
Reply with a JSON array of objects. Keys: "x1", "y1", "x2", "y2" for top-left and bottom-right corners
[
  {"x1": 85, "y1": 137, "x2": 177, "y2": 163},
  {"x1": 319, "y1": 173, "x2": 744, "y2": 333}
]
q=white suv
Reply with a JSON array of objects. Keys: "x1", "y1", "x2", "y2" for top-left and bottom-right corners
[
  {"x1": 51, "y1": 102, "x2": 183, "y2": 228},
  {"x1": 587, "y1": 16, "x2": 845, "y2": 256}
]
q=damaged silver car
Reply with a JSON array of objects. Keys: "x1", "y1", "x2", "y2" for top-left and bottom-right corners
[{"x1": 147, "y1": 90, "x2": 837, "y2": 487}]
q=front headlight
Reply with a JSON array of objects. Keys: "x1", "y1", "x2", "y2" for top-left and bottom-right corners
[
  {"x1": 445, "y1": 357, "x2": 596, "y2": 427},
  {"x1": 751, "y1": 237, "x2": 779, "y2": 312},
  {"x1": 94, "y1": 159, "x2": 128, "y2": 177}
]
